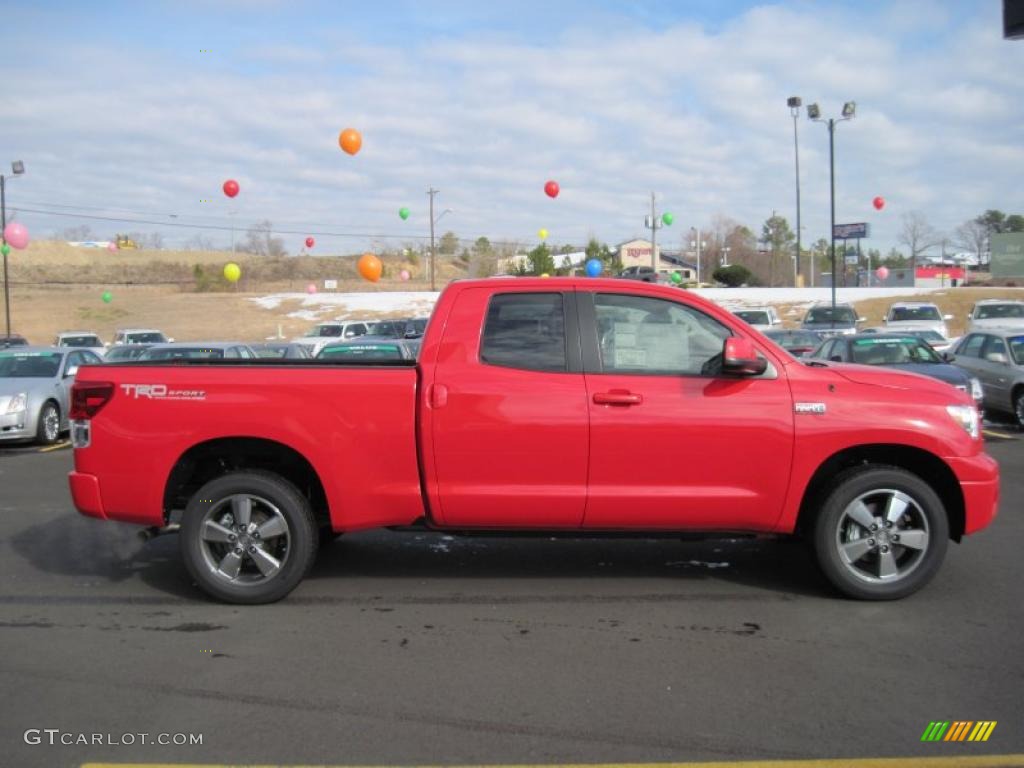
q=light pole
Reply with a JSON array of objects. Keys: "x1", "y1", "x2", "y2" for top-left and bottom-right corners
[
  {"x1": 645, "y1": 191, "x2": 662, "y2": 272},
  {"x1": 690, "y1": 227, "x2": 706, "y2": 285},
  {"x1": 2, "y1": 160, "x2": 26, "y2": 339},
  {"x1": 427, "y1": 188, "x2": 438, "y2": 291},
  {"x1": 787, "y1": 96, "x2": 803, "y2": 283},
  {"x1": 807, "y1": 100, "x2": 856, "y2": 321},
  {"x1": 721, "y1": 246, "x2": 731, "y2": 267}
]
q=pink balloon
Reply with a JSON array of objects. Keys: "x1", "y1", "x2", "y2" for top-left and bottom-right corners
[
  {"x1": 306, "y1": 283, "x2": 317, "y2": 294},
  {"x1": 876, "y1": 266, "x2": 889, "y2": 280},
  {"x1": 399, "y1": 269, "x2": 410, "y2": 281},
  {"x1": 107, "y1": 242, "x2": 118, "y2": 252},
  {"x1": 3, "y1": 222, "x2": 29, "y2": 250}
]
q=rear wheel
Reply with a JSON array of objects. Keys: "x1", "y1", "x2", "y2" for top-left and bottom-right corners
[
  {"x1": 811, "y1": 466, "x2": 948, "y2": 600},
  {"x1": 1014, "y1": 389, "x2": 1024, "y2": 428},
  {"x1": 36, "y1": 401, "x2": 61, "y2": 445},
  {"x1": 180, "y1": 471, "x2": 318, "y2": 604}
]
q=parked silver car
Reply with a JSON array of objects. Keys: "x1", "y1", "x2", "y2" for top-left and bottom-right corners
[
  {"x1": 54, "y1": 331, "x2": 107, "y2": 359},
  {"x1": 949, "y1": 330, "x2": 1024, "y2": 425},
  {"x1": 966, "y1": 299, "x2": 1024, "y2": 332},
  {"x1": 138, "y1": 342, "x2": 258, "y2": 360},
  {"x1": 0, "y1": 346, "x2": 103, "y2": 444}
]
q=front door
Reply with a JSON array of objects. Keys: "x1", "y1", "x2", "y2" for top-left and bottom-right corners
[{"x1": 580, "y1": 291, "x2": 794, "y2": 531}]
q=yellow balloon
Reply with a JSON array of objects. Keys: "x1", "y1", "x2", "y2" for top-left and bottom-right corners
[
  {"x1": 540, "y1": 273, "x2": 550, "y2": 278},
  {"x1": 223, "y1": 262, "x2": 241, "y2": 282},
  {"x1": 538, "y1": 228, "x2": 548, "y2": 240}
]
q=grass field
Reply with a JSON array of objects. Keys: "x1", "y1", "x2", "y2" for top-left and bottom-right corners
[{"x1": 2, "y1": 242, "x2": 1023, "y2": 344}]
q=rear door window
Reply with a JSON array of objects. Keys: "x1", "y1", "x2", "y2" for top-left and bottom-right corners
[{"x1": 480, "y1": 293, "x2": 567, "y2": 373}]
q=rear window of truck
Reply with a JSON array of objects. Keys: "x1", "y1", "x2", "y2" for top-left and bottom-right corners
[{"x1": 480, "y1": 293, "x2": 567, "y2": 373}]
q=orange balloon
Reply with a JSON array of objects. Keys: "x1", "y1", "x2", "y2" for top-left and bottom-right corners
[
  {"x1": 357, "y1": 253, "x2": 382, "y2": 282},
  {"x1": 339, "y1": 128, "x2": 362, "y2": 155}
]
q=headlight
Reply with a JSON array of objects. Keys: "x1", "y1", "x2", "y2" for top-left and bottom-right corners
[
  {"x1": 969, "y1": 377, "x2": 984, "y2": 402},
  {"x1": 5, "y1": 393, "x2": 27, "y2": 414},
  {"x1": 946, "y1": 404, "x2": 980, "y2": 440}
]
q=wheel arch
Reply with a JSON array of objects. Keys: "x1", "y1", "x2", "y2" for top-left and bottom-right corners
[
  {"x1": 795, "y1": 444, "x2": 965, "y2": 542},
  {"x1": 163, "y1": 437, "x2": 329, "y2": 529}
]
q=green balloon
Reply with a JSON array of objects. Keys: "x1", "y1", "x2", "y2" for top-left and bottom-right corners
[
  {"x1": 0, "y1": 244, "x2": 9, "y2": 257},
  {"x1": 101, "y1": 291, "x2": 113, "y2": 304},
  {"x1": 671, "y1": 271, "x2": 682, "y2": 284},
  {"x1": 399, "y1": 207, "x2": 410, "y2": 220},
  {"x1": 662, "y1": 212, "x2": 674, "y2": 226}
]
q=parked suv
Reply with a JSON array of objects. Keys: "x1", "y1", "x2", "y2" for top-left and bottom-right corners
[
  {"x1": 884, "y1": 302, "x2": 952, "y2": 339},
  {"x1": 54, "y1": 331, "x2": 106, "y2": 358},
  {"x1": 112, "y1": 328, "x2": 171, "y2": 346},
  {"x1": 801, "y1": 303, "x2": 864, "y2": 337},
  {"x1": 966, "y1": 299, "x2": 1024, "y2": 332},
  {"x1": 618, "y1": 266, "x2": 662, "y2": 283},
  {"x1": 731, "y1": 306, "x2": 781, "y2": 329},
  {"x1": 292, "y1": 320, "x2": 373, "y2": 356}
]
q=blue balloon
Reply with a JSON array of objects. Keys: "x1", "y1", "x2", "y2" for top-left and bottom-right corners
[{"x1": 585, "y1": 258, "x2": 603, "y2": 277}]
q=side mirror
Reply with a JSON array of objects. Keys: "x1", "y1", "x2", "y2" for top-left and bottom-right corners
[
  {"x1": 857, "y1": 316, "x2": 867, "y2": 323},
  {"x1": 943, "y1": 314, "x2": 953, "y2": 321},
  {"x1": 167, "y1": 337, "x2": 176, "y2": 343},
  {"x1": 985, "y1": 352, "x2": 1008, "y2": 365},
  {"x1": 65, "y1": 365, "x2": 79, "y2": 378},
  {"x1": 941, "y1": 352, "x2": 955, "y2": 363},
  {"x1": 722, "y1": 337, "x2": 767, "y2": 376}
]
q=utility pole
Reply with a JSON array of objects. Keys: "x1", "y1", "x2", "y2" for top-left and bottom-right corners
[
  {"x1": 645, "y1": 191, "x2": 661, "y2": 272},
  {"x1": 427, "y1": 187, "x2": 438, "y2": 291},
  {"x1": 691, "y1": 227, "x2": 704, "y2": 285},
  {"x1": 1, "y1": 174, "x2": 8, "y2": 338},
  {"x1": 787, "y1": 96, "x2": 803, "y2": 284}
]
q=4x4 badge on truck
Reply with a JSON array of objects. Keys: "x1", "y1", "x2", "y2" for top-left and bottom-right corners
[{"x1": 794, "y1": 402, "x2": 826, "y2": 414}]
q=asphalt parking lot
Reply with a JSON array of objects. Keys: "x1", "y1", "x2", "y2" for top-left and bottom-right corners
[{"x1": 1, "y1": 434, "x2": 1022, "y2": 768}]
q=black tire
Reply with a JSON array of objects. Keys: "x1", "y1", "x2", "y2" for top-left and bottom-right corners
[
  {"x1": 180, "y1": 471, "x2": 318, "y2": 604},
  {"x1": 36, "y1": 401, "x2": 61, "y2": 445},
  {"x1": 811, "y1": 466, "x2": 948, "y2": 600},
  {"x1": 1014, "y1": 389, "x2": 1024, "y2": 429}
]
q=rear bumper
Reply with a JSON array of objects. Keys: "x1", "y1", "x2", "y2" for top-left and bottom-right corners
[
  {"x1": 946, "y1": 452, "x2": 999, "y2": 536},
  {"x1": 69, "y1": 471, "x2": 107, "y2": 520}
]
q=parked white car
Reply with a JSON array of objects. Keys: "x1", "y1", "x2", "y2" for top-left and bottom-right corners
[
  {"x1": 966, "y1": 299, "x2": 1024, "y2": 332},
  {"x1": 53, "y1": 331, "x2": 107, "y2": 358},
  {"x1": 292, "y1": 320, "x2": 374, "y2": 356},
  {"x1": 730, "y1": 306, "x2": 781, "y2": 330},
  {"x1": 883, "y1": 302, "x2": 952, "y2": 338},
  {"x1": 111, "y1": 328, "x2": 172, "y2": 346}
]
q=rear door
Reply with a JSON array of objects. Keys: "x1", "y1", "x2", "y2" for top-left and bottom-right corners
[
  {"x1": 427, "y1": 287, "x2": 589, "y2": 528},
  {"x1": 579, "y1": 290, "x2": 794, "y2": 530}
]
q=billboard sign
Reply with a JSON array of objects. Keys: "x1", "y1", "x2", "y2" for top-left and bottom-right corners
[
  {"x1": 991, "y1": 233, "x2": 1024, "y2": 278},
  {"x1": 833, "y1": 222, "x2": 870, "y2": 239}
]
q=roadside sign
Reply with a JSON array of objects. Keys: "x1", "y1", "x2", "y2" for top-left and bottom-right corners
[
  {"x1": 834, "y1": 222, "x2": 870, "y2": 239},
  {"x1": 324, "y1": 279, "x2": 338, "y2": 290},
  {"x1": 845, "y1": 253, "x2": 859, "y2": 265}
]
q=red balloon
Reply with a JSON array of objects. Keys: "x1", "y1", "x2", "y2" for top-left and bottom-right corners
[
  {"x1": 223, "y1": 179, "x2": 239, "y2": 198},
  {"x1": 876, "y1": 266, "x2": 890, "y2": 280},
  {"x1": 872, "y1": 196, "x2": 885, "y2": 211},
  {"x1": 305, "y1": 237, "x2": 315, "y2": 248},
  {"x1": 544, "y1": 180, "x2": 560, "y2": 198}
]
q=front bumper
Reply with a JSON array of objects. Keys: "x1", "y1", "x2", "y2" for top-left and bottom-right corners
[
  {"x1": 0, "y1": 410, "x2": 33, "y2": 441},
  {"x1": 946, "y1": 452, "x2": 1000, "y2": 536},
  {"x1": 69, "y1": 471, "x2": 107, "y2": 520}
]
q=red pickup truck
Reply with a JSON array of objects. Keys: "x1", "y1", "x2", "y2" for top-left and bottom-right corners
[{"x1": 68, "y1": 279, "x2": 999, "y2": 604}]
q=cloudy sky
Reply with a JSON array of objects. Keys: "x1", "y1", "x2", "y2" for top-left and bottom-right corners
[{"x1": 3, "y1": 0, "x2": 1022, "y2": 256}]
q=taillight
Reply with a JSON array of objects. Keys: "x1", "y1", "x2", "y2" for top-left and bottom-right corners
[{"x1": 70, "y1": 381, "x2": 115, "y2": 419}]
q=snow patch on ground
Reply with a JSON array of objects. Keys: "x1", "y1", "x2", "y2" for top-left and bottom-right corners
[{"x1": 251, "y1": 286, "x2": 942, "y2": 322}]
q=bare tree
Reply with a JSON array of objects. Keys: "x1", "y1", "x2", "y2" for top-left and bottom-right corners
[
  {"x1": 954, "y1": 218, "x2": 989, "y2": 264},
  {"x1": 898, "y1": 211, "x2": 940, "y2": 270},
  {"x1": 184, "y1": 233, "x2": 217, "y2": 251},
  {"x1": 59, "y1": 225, "x2": 95, "y2": 241},
  {"x1": 242, "y1": 220, "x2": 287, "y2": 257}
]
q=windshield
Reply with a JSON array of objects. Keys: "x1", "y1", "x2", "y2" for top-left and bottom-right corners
[
  {"x1": 254, "y1": 346, "x2": 289, "y2": 358},
  {"x1": 105, "y1": 346, "x2": 148, "y2": 361},
  {"x1": 806, "y1": 307, "x2": 856, "y2": 325},
  {"x1": 976, "y1": 304, "x2": 1024, "y2": 320},
  {"x1": 735, "y1": 311, "x2": 770, "y2": 325},
  {"x1": 366, "y1": 321, "x2": 404, "y2": 337},
  {"x1": 140, "y1": 347, "x2": 225, "y2": 360},
  {"x1": 127, "y1": 332, "x2": 167, "y2": 344},
  {"x1": 318, "y1": 344, "x2": 405, "y2": 360},
  {"x1": 1009, "y1": 336, "x2": 1024, "y2": 365},
  {"x1": 307, "y1": 325, "x2": 341, "y2": 337},
  {"x1": 59, "y1": 335, "x2": 101, "y2": 347},
  {"x1": 890, "y1": 306, "x2": 941, "y2": 322},
  {"x1": 0, "y1": 351, "x2": 62, "y2": 377},
  {"x1": 851, "y1": 337, "x2": 942, "y2": 365}
]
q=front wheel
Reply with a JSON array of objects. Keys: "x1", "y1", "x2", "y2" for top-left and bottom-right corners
[
  {"x1": 180, "y1": 471, "x2": 318, "y2": 604},
  {"x1": 811, "y1": 467, "x2": 948, "y2": 600},
  {"x1": 36, "y1": 401, "x2": 61, "y2": 445}
]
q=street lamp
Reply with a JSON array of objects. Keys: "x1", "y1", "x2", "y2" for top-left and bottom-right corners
[
  {"x1": 2, "y1": 160, "x2": 26, "y2": 339},
  {"x1": 807, "y1": 100, "x2": 856, "y2": 322},
  {"x1": 690, "y1": 227, "x2": 706, "y2": 285},
  {"x1": 786, "y1": 96, "x2": 803, "y2": 282},
  {"x1": 426, "y1": 185, "x2": 451, "y2": 292}
]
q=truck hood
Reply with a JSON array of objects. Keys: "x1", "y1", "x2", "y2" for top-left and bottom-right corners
[{"x1": 969, "y1": 318, "x2": 1024, "y2": 331}]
